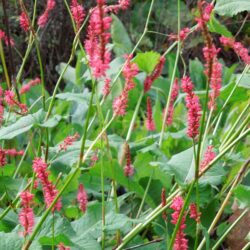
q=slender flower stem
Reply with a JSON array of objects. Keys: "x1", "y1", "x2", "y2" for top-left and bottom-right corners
[
  {"x1": 197, "y1": 158, "x2": 250, "y2": 250},
  {"x1": 0, "y1": 40, "x2": 11, "y2": 89},
  {"x1": 136, "y1": 171, "x2": 154, "y2": 219},
  {"x1": 212, "y1": 209, "x2": 249, "y2": 250},
  {"x1": 241, "y1": 241, "x2": 250, "y2": 250},
  {"x1": 126, "y1": 91, "x2": 144, "y2": 142},
  {"x1": 100, "y1": 140, "x2": 106, "y2": 250},
  {"x1": 159, "y1": 0, "x2": 181, "y2": 148}
]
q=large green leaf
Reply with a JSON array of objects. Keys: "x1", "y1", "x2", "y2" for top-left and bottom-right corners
[
  {"x1": 56, "y1": 63, "x2": 76, "y2": 84},
  {"x1": 215, "y1": 0, "x2": 250, "y2": 17},
  {"x1": 234, "y1": 185, "x2": 250, "y2": 208},
  {"x1": 56, "y1": 90, "x2": 91, "y2": 104},
  {"x1": 0, "y1": 110, "x2": 45, "y2": 140},
  {"x1": 134, "y1": 51, "x2": 161, "y2": 74},
  {"x1": 111, "y1": 14, "x2": 133, "y2": 56},
  {"x1": 208, "y1": 13, "x2": 233, "y2": 37},
  {"x1": 0, "y1": 232, "x2": 23, "y2": 249}
]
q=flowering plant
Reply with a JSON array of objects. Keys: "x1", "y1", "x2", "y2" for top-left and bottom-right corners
[{"x1": 0, "y1": 0, "x2": 250, "y2": 249}]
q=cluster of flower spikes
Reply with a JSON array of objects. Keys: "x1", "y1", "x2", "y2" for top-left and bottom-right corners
[
  {"x1": 32, "y1": 158, "x2": 62, "y2": 211},
  {"x1": 59, "y1": 133, "x2": 80, "y2": 151},
  {"x1": 170, "y1": 196, "x2": 188, "y2": 250},
  {"x1": 0, "y1": 29, "x2": 14, "y2": 47},
  {"x1": 20, "y1": 77, "x2": 41, "y2": 95},
  {"x1": 77, "y1": 184, "x2": 88, "y2": 213},
  {"x1": 144, "y1": 56, "x2": 165, "y2": 93},
  {"x1": 4, "y1": 89, "x2": 27, "y2": 114},
  {"x1": 200, "y1": 145, "x2": 216, "y2": 172},
  {"x1": 166, "y1": 78, "x2": 179, "y2": 125},
  {"x1": 145, "y1": 96, "x2": 156, "y2": 131},
  {"x1": 20, "y1": 11, "x2": 30, "y2": 32},
  {"x1": 113, "y1": 54, "x2": 139, "y2": 116},
  {"x1": 38, "y1": 0, "x2": 56, "y2": 28},
  {"x1": 84, "y1": 0, "x2": 112, "y2": 80},
  {"x1": 19, "y1": 191, "x2": 35, "y2": 237},
  {"x1": 189, "y1": 203, "x2": 201, "y2": 223},
  {"x1": 124, "y1": 143, "x2": 134, "y2": 177},
  {"x1": 181, "y1": 76, "x2": 201, "y2": 139},
  {"x1": 70, "y1": 0, "x2": 85, "y2": 31},
  {"x1": 220, "y1": 36, "x2": 250, "y2": 65}
]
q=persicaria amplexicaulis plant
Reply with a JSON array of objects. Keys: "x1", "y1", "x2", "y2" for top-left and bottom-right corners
[{"x1": 0, "y1": 0, "x2": 250, "y2": 249}]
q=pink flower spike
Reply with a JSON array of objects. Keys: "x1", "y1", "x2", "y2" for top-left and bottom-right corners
[
  {"x1": 189, "y1": 203, "x2": 201, "y2": 223},
  {"x1": 70, "y1": 0, "x2": 85, "y2": 30},
  {"x1": 4, "y1": 90, "x2": 16, "y2": 106},
  {"x1": 144, "y1": 56, "x2": 165, "y2": 93},
  {"x1": 59, "y1": 133, "x2": 80, "y2": 151},
  {"x1": 170, "y1": 196, "x2": 188, "y2": 250},
  {"x1": 166, "y1": 78, "x2": 179, "y2": 125},
  {"x1": 5, "y1": 149, "x2": 24, "y2": 156},
  {"x1": 0, "y1": 148, "x2": 6, "y2": 168},
  {"x1": 113, "y1": 91, "x2": 128, "y2": 116},
  {"x1": 19, "y1": 191, "x2": 34, "y2": 237},
  {"x1": 102, "y1": 78, "x2": 111, "y2": 97},
  {"x1": 200, "y1": 145, "x2": 216, "y2": 172},
  {"x1": 20, "y1": 12, "x2": 30, "y2": 32},
  {"x1": 38, "y1": 11, "x2": 49, "y2": 28},
  {"x1": 77, "y1": 184, "x2": 88, "y2": 213},
  {"x1": 181, "y1": 76, "x2": 201, "y2": 139},
  {"x1": 145, "y1": 96, "x2": 156, "y2": 131},
  {"x1": 32, "y1": 158, "x2": 62, "y2": 211},
  {"x1": 124, "y1": 144, "x2": 134, "y2": 177}
]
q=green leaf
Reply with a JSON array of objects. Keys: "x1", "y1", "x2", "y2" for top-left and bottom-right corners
[
  {"x1": 208, "y1": 13, "x2": 233, "y2": 37},
  {"x1": 0, "y1": 110, "x2": 45, "y2": 140},
  {"x1": 134, "y1": 51, "x2": 161, "y2": 74},
  {"x1": 56, "y1": 63, "x2": 76, "y2": 84},
  {"x1": 215, "y1": 0, "x2": 250, "y2": 17},
  {"x1": 56, "y1": 90, "x2": 91, "y2": 104},
  {"x1": 111, "y1": 14, "x2": 133, "y2": 56},
  {"x1": 234, "y1": 185, "x2": 250, "y2": 208},
  {"x1": 75, "y1": 50, "x2": 87, "y2": 86},
  {"x1": 0, "y1": 232, "x2": 23, "y2": 249},
  {"x1": 189, "y1": 58, "x2": 206, "y2": 90}
]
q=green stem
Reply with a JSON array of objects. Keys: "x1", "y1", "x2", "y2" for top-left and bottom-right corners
[
  {"x1": 52, "y1": 213, "x2": 55, "y2": 250},
  {"x1": 159, "y1": 0, "x2": 181, "y2": 148},
  {"x1": 0, "y1": 40, "x2": 11, "y2": 89},
  {"x1": 100, "y1": 141, "x2": 105, "y2": 250},
  {"x1": 136, "y1": 171, "x2": 154, "y2": 219},
  {"x1": 126, "y1": 91, "x2": 144, "y2": 142}
]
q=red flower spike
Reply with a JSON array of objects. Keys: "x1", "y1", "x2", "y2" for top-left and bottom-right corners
[
  {"x1": 19, "y1": 191, "x2": 34, "y2": 237},
  {"x1": 146, "y1": 96, "x2": 156, "y2": 131},
  {"x1": 70, "y1": 0, "x2": 85, "y2": 30},
  {"x1": 20, "y1": 12, "x2": 30, "y2": 32},
  {"x1": 144, "y1": 56, "x2": 165, "y2": 93},
  {"x1": 32, "y1": 158, "x2": 62, "y2": 211},
  {"x1": 181, "y1": 76, "x2": 201, "y2": 139},
  {"x1": 124, "y1": 144, "x2": 134, "y2": 177},
  {"x1": 170, "y1": 196, "x2": 188, "y2": 250},
  {"x1": 77, "y1": 184, "x2": 88, "y2": 213}
]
